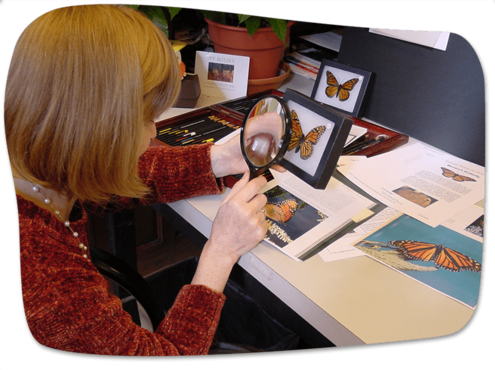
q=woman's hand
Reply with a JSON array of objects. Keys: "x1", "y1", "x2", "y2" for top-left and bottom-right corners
[
  {"x1": 191, "y1": 172, "x2": 268, "y2": 292},
  {"x1": 210, "y1": 131, "x2": 249, "y2": 178},
  {"x1": 208, "y1": 172, "x2": 267, "y2": 260}
]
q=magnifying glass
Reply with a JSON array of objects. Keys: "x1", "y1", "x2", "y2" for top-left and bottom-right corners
[{"x1": 240, "y1": 95, "x2": 292, "y2": 179}]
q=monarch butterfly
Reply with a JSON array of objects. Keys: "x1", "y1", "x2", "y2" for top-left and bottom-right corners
[
  {"x1": 288, "y1": 110, "x2": 326, "y2": 160},
  {"x1": 441, "y1": 167, "x2": 476, "y2": 182},
  {"x1": 263, "y1": 199, "x2": 298, "y2": 224},
  {"x1": 388, "y1": 240, "x2": 481, "y2": 273},
  {"x1": 325, "y1": 71, "x2": 359, "y2": 102}
]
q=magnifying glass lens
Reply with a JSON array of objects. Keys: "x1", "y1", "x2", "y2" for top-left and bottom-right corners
[
  {"x1": 240, "y1": 95, "x2": 292, "y2": 179},
  {"x1": 246, "y1": 133, "x2": 276, "y2": 166}
]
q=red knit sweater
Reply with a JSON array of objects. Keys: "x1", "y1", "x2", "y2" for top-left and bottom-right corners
[{"x1": 19, "y1": 144, "x2": 227, "y2": 355}]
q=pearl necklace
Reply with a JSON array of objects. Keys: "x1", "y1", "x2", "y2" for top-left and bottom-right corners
[{"x1": 31, "y1": 184, "x2": 89, "y2": 259}]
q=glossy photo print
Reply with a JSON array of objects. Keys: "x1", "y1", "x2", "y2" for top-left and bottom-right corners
[{"x1": 262, "y1": 185, "x2": 328, "y2": 248}]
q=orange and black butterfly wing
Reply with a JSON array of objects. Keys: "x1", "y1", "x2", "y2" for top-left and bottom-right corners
[
  {"x1": 288, "y1": 110, "x2": 326, "y2": 159},
  {"x1": 338, "y1": 78, "x2": 359, "y2": 101},
  {"x1": 325, "y1": 70, "x2": 359, "y2": 101},
  {"x1": 441, "y1": 167, "x2": 476, "y2": 182},
  {"x1": 389, "y1": 240, "x2": 482, "y2": 273},
  {"x1": 435, "y1": 247, "x2": 481, "y2": 272},
  {"x1": 325, "y1": 71, "x2": 340, "y2": 98},
  {"x1": 452, "y1": 175, "x2": 476, "y2": 182},
  {"x1": 299, "y1": 126, "x2": 326, "y2": 160},
  {"x1": 264, "y1": 199, "x2": 298, "y2": 224},
  {"x1": 278, "y1": 199, "x2": 298, "y2": 223},
  {"x1": 441, "y1": 167, "x2": 456, "y2": 179},
  {"x1": 388, "y1": 240, "x2": 440, "y2": 262},
  {"x1": 263, "y1": 203, "x2": 285, "y2": 223},
  {"x1": 289, "y1": 110, "x2": 304, "y2": 152}
]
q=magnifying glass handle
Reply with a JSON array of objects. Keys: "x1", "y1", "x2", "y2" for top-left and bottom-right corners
[{"x1": 249, "y1": 167, "x2": 266, "y2": 180}]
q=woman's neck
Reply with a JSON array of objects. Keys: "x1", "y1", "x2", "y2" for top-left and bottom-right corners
[{"x1": 14, "y1": 177, "x2": 76, "y2": 221}]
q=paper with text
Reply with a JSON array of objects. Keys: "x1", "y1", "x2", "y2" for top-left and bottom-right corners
[{"x1": 337, "y1": 143, "x2": 485, "y2": 227}]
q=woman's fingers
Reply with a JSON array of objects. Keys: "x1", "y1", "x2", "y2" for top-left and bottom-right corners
[
  {"x1": 270, "y1": 164, "x2": 287, "y2": 173},
  {"x1": 206, "y1": 169, "x2": 270, "y2": 263},
  {"x1": 222, "y1": 172, "x2": 267, "y2": 206}
]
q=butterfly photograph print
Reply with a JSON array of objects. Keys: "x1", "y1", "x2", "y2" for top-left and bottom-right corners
[
  {"x1": 441, "y1": 167, "x2": 476, "y2": 182},
  {"x1": 325, "y1": 70, "x2": 359, "y2": 102},
  {"x1": 263, "y1": 199, "x2": 298, "y2": 224},
  {"x1": 387, "y1": 240, "x2": 482, "y2": 273},
  {"x1": 288, "y1": 110, "x2": 326, "y2": 160},
  {"x1": 262, "y1": 185, "x2": 327, "y2": 248},
  {"x1": 353, "y1": 214, "x2": 482, "y2": 308}
]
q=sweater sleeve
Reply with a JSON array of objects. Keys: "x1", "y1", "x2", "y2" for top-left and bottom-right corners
[
  {"x1": 137, "y1": 143, "x2": 225, "y2": 204},
  {"x1": 21, "y1": 239, "x2": 226, "y2": 356},
  {"x1": 93, "y1": 143, "x2": 226, "y2": 213}
]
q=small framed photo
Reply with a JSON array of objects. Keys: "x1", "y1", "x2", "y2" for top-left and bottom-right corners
[
  {"x1": 311, "y1": 59, "x2": 373, "y2": 118},
  {"x1": 280, "y1": 89, "x2": 353, "y2": 189}
]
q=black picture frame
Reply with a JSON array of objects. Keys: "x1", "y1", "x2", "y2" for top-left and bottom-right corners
[
  {"x1": 280, "y1": 89, "x2": 353, "y2": 189},
  {"x1": 311, "y1": 59, "x2": 373, "y2": 118}
]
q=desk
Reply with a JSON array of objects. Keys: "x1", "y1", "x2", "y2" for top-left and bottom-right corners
[{"x1": 153, "y1": 73, "x2": 475, "y2": 346}]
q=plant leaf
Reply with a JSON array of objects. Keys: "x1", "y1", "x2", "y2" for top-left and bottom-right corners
[
  {"x1": 237, "y1": 14, "x2": 251, "y2": 25},
  {"x1": 267, "y1": 18, "x2": 287, "y2": 43},
  {"x1": 244, "y1": 16, "x2": 261, "y2": 36},
  {"x1": 168, "y1": 7, "x2": 181, "y2": 20}
]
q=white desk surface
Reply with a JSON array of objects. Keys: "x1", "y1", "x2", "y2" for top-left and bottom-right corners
[{"x1": 158, "y1": 73, "x2": 475, "y2": 346}]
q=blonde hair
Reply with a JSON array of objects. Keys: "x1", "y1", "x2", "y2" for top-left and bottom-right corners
[{"x1": 4, "y1": 5, "x2": 181, "y2": 204}]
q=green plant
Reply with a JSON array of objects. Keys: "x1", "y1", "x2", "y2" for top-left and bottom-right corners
[
  {"x1": 124, "y1": 5, "x2": 181, "y2": 38},
  {"x1": 201, "y1": 10, "x2": 288, "y2": 43},
  {"x1": 124, "y1": 5, "x2": 288, "y2": 44}
]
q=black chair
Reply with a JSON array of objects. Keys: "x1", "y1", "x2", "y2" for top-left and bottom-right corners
[{"x1": 90, "y1": 246, "x2": 165, "y2": 332}]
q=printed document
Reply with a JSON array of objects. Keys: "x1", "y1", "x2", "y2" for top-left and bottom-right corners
[{"x1": 337, "y1": 142, "x2": 485, "y2": 227}]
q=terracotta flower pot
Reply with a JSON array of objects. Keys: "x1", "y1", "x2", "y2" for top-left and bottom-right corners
[
  {"x1": 247, "y1": 61, "x2": 291, "y2": 95},
  {"x1": 205, "y1": 18, "x2": 293, "y2": 80}
]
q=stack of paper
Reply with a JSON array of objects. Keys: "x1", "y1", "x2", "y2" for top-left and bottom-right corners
[
  {"x1": 318, "y1": 142, "x2": 484, "y2": 309},
  {"x1": 336, "y1": 142, "x2": 484, "y2": 228},
  {"x1": 284, "y1": 52, "x2": 320, "y2": 80},
  {"x1": 261, "y1": 170, "x2": 376, "y2": 262}
]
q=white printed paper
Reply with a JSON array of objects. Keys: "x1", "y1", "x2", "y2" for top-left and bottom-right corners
[{"x1": 337, "y1": 142, "x2": 485, "y2": 227}]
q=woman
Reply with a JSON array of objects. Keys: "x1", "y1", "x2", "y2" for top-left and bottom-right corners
[{"x1": 5, "y1": 5, "x2": 269, "y2": 355}]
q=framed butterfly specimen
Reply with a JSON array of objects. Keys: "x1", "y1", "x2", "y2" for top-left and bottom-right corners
[
  {"x1": 280, "y1": 89, "x2": 353, "y2": 189},
  {"x1": 325, "y1": 71, "x2": 359, "y2": 102},
  {"x1": 311, "y1": 59, "x2": 373, "y2": 118},
  {"x1": 288, "y1": 110, "x2": 326, "y2": 160}
]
